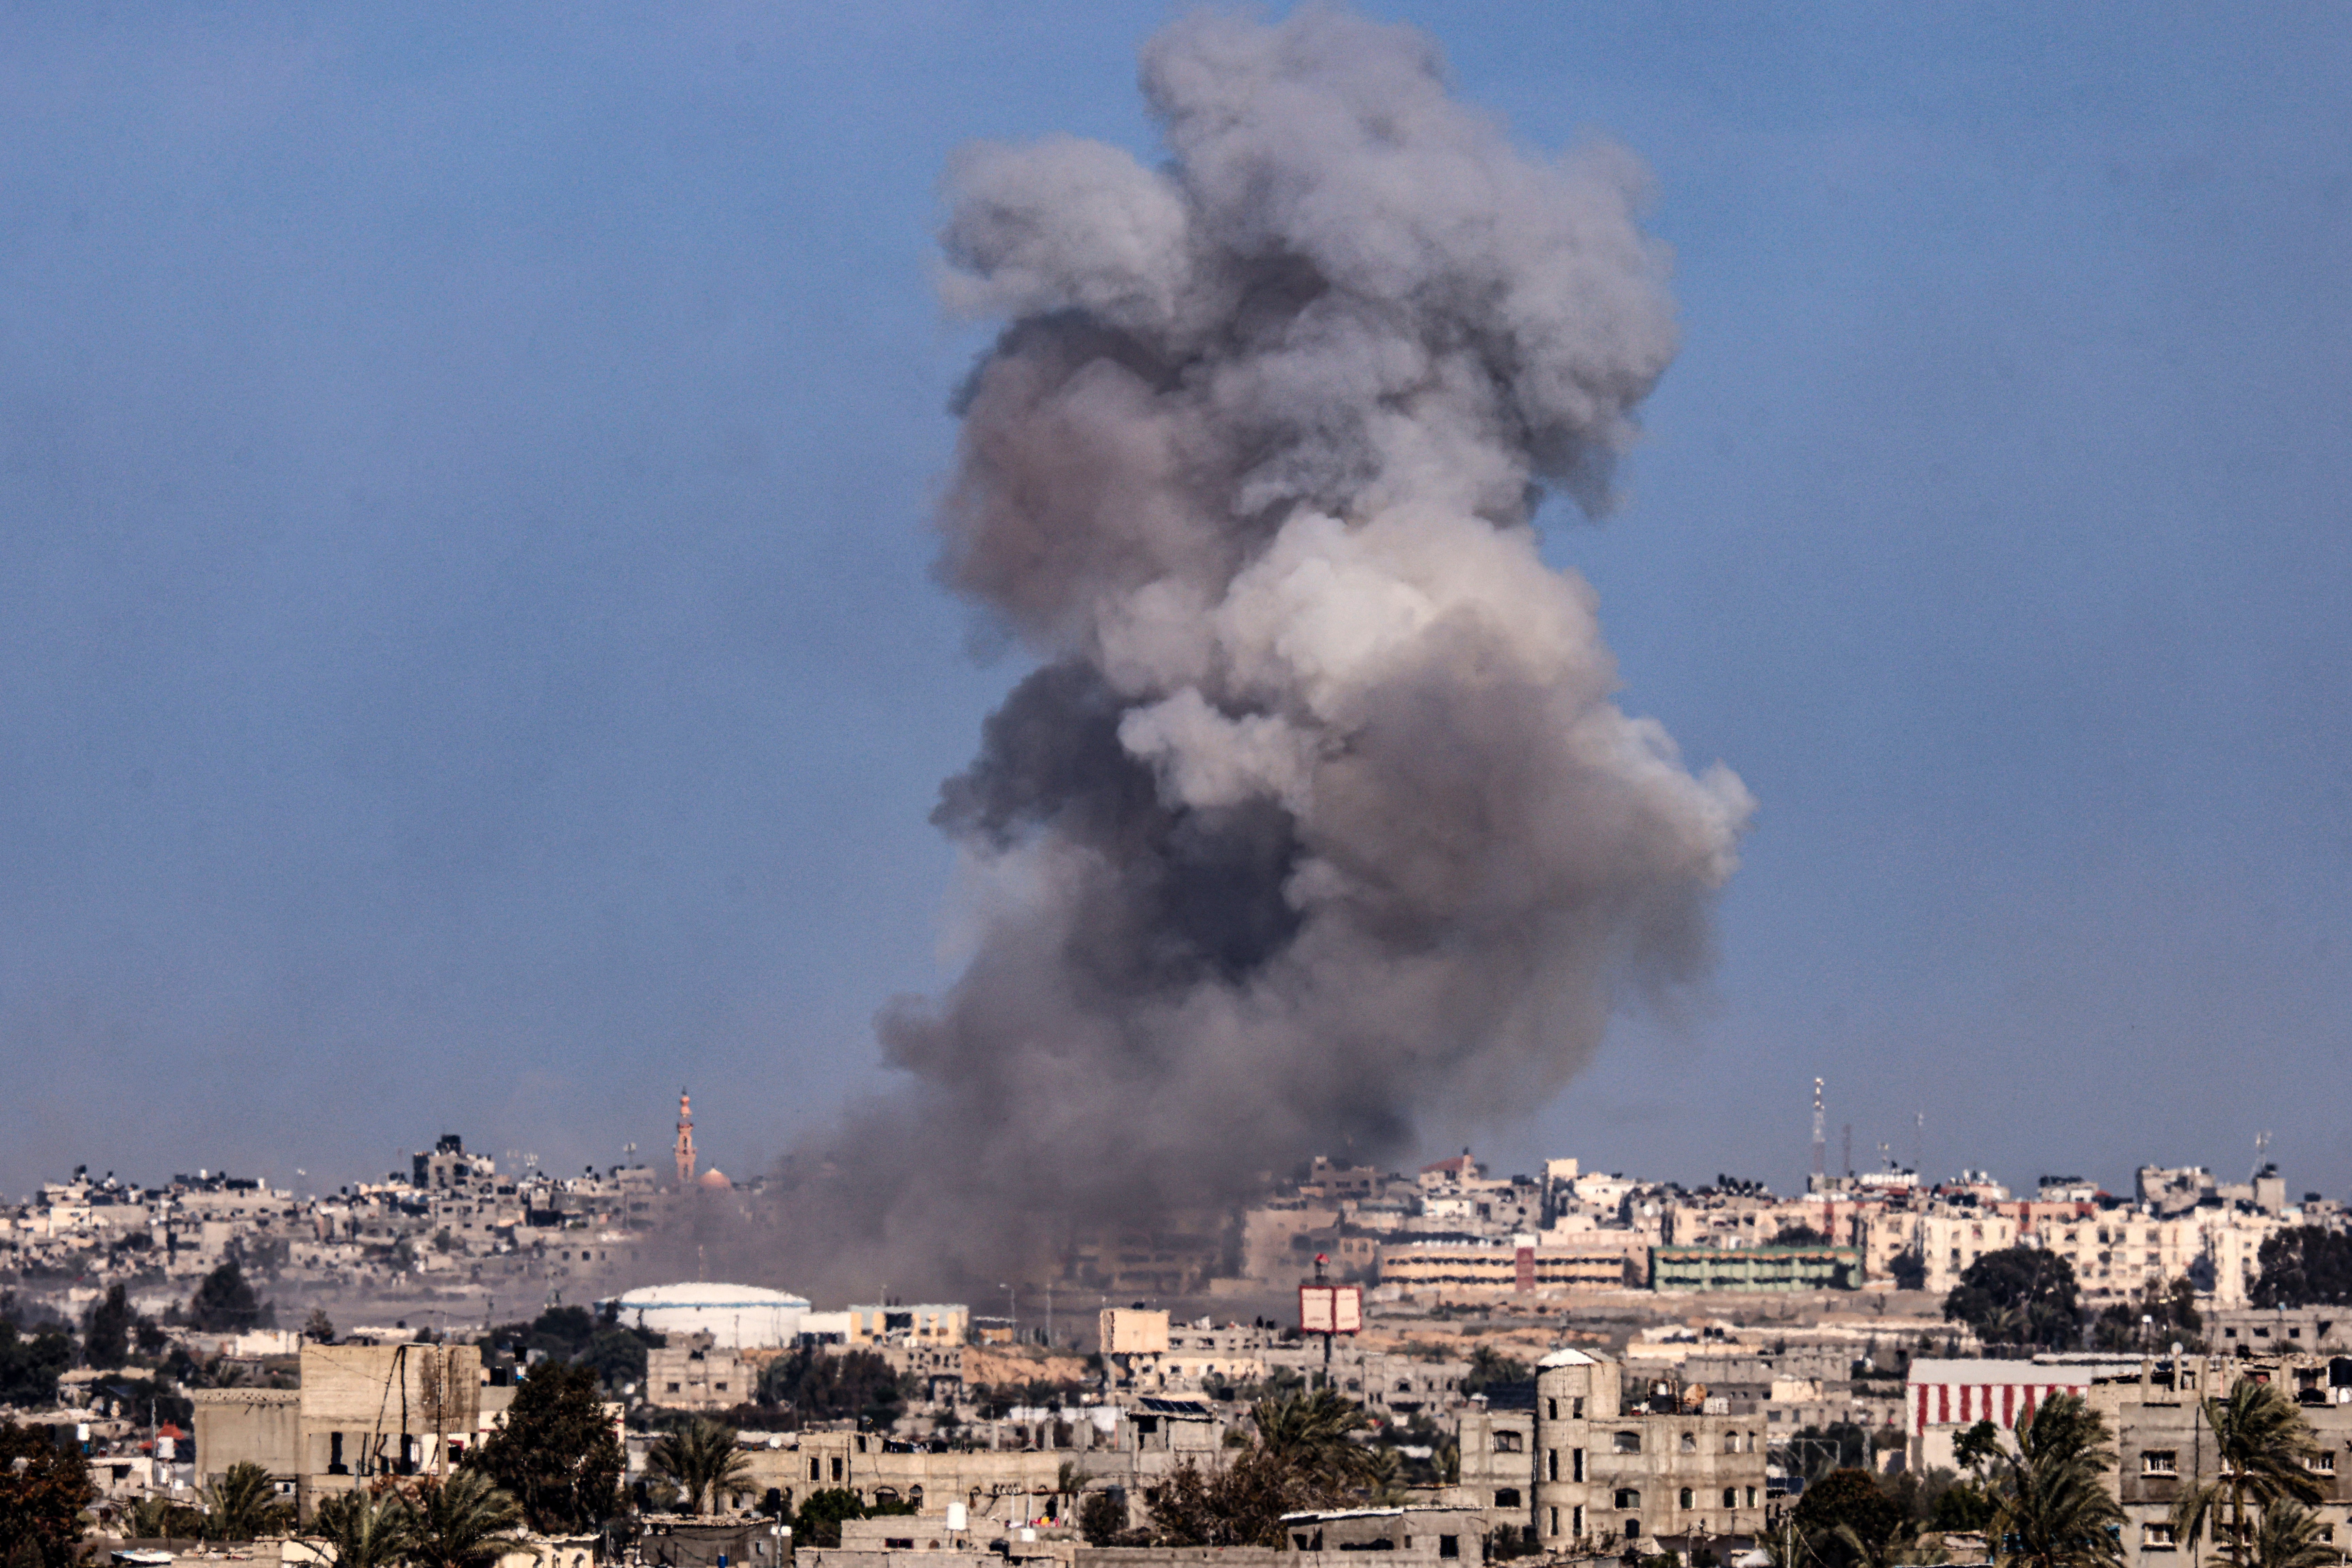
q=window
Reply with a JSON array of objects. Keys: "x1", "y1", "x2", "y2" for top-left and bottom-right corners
[
  {"x1": 1613, "y1": 1431, "x2": 1642, "y2": 1454},
  {"x1": 1573, "y1": 1450, "x2": 1586, "y2": 1482},
  {"x1": 1573, "y1": 1507, "x2": 1585, "y2": 1539},
  {"x1": 328, "y1": 1432, "x2": 347, "y2": 1475},
  {"x1": 1723, "y1": 1489, "x2": 1738, "y2": 1509},
  {"x1": 667, "y1": 1382, "x2": 682, "y2": 1393},
  {"x1": 1724, "y1": 1433, "x2": 1740, "y2": 1454},
  {"x1": 1680, "y1": 1432, "x2": 1697, "y2": 1453},
  {"x1": 808, "y1": 1459, "x2": 820, "y2": 1481},
  {"x1": 1624, "y1": 1519, "x2": 1642, "y2": 1539},
  {"x1": 1746, "y1": 1488, "x2": 1758, "y2": 1508},
  {"x1": 715, "y1": 1383, "x2": 728, "y2": 1393},
  {"x1": 1439, "y1": 1538, "x2": 1459, "y2": 1559},
  {"x1": 1548, "y1": 1450, "x2": 1559, "y2": 1482},
  {"x1": 1573, "y1": 1398, "x2": 1586, "y2": 1418},
  {"x1": 2142, "y1": 1452, "x2": 2178, "y2": 1476},
  {"x1": 1614, "y1": 1489, "x2": 1642, "y2": 1510},
  {"x1": 830, "y1": 1457, "x2": 843, "y2": 1482},
  {"x1": 2143, "y1": 1525, "x2": 2177, "y2": 1551},
  {"x1": 1549, "y1": 1508, "x2": 1560, "y2": 1537},
  {"x1": 1495, "y1": 1489, "x2": 1522, "y2": 1508},
  {"x1": 1495, "y1": 1431, "x2": 1524, "y2": 1453},
  {"x1": 2310, "y1": 1453, "x2": 2337, "y2": 1475}
]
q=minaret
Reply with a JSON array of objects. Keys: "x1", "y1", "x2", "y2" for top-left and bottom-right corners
[{"x1": 675, "y1": 1089, "x2": 696, "y2": 1185}]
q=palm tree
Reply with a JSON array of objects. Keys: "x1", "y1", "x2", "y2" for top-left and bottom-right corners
[
  {"x1": 408, "y1": 1470, "x2": 529, "y2": 1568},
  {"x1": 201, "y1": 1460, "x2": 292, "y2": 1540},
  {"x1": 1249, "y1": 1389, "x2": 1373, "y2": 1498},
  {"x1": 2170, "y1": 1380, "x2": 2325, "y2": 1568},
  {"x1": 2247, "y1": 1501, "x2": 2340, "y2": 1568},
  {"x1": 126, "y1": 1493, "x2": 203, "y2": 1540},
  {"x1": 1359, "y1": 1447, "x2": 1409, "y2": 1507},
  {"x1": 1987, "y1": 1393, "x2": 2124, "y2": 1568},
  {"x1": 646, "y1": 1420, "x2": 752, "y2": 1515},
  {"x1": 311, "y1": 1487, "x2": 417, "y2": 1568}
]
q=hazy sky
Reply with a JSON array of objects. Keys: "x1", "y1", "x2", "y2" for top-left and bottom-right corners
[{"x1": 3, "y1": 3, "x2": 2346, "y2": 1207}]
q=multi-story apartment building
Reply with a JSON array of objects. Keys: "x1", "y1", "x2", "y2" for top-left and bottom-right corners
[
  {"x1": 1459, "y1": 1350, "x2": 1768, "y2": 1553},
  {"x1": 2090, "y1": 1357, "x2": 2352, "y2": 1568}
]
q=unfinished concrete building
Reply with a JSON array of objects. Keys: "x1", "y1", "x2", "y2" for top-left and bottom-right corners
[{"x1": 1458, "y1": 1349, "x2": 1767, "y2": 1553}]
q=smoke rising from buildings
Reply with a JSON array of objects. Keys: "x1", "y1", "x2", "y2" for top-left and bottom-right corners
[{"x1": 783, "y1": 8, "x2": 1752, "y2": 1291}]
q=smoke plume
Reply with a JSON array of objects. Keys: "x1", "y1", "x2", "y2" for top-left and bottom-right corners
[{"x1": 782, "y1": 8, "x2": 1751, "y2": 1292}]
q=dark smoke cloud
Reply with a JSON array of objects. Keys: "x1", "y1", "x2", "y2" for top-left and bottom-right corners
[{"x1": 779, "y1": 7, "x2": 1751, "y2": 1294}]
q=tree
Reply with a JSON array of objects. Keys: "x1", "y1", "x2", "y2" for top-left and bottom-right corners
[
  {"x1": 0, "y1": 1420, "x2": 95, "y2": 1568},
  {"x1": 1142, "y1": 1454, "x2": 1302, "y2": 1549},
  {"x1": 647, "y1": 1421, "x2": 752, "y2": 1515},
  {"x1": 311, "y1": 1487, "x2": 417, "y2": 1568},
  {"x1": 1461, "y1": 1347, "x2": 1531, "y2": 1398},
  {"x1": 1943, "y1": 1247, "x2": 2081, "y2": 1350},
  {"x1": 201, "y1": 1460, "x2": 291, "y2": 1540},
  {"x1": 793, "y1": 1488, "x2": 890, "y2": 1548},
  {"x1": 0, "y1": 1322, "x2": 74, "y2": 1407},
  {"x1": 1791, "y1": 1470, "x2": 1902, "y2": 1568},
  {"x1": 408, "y1": 1470, "x2": 529, "y2": 1568},
  {"x1": 577, "y1": 1326, "x2": 660, "y2": 1391},
  {"x1": 2093, "y1": 1279, "x2": 2202, "y2": 1353},
  {"x1": 760, "y1": 1348, "x2": 902, "y2": 1425},
  {"x1": 1249, "y1": 1389, "x2": 1375, "y2": 1495},
  {"x1": 465, "y1": 1360, "x2": 622, "y2": 1532},
  {"x1": 125, "y1": 1494, "x2": 204, "y2": 1540},
  {"x1": 2168, "y1": 1379, "x2": 2323, "y2": 1567},
  {"x1": 83, "y1": 1286, "x2": 134, "y2": 1370},
  {"x1": 1953, "y1": 1420, "x2": 2004, "y2": 1474},
  {"x1": 1986, "y1": 1393, "x2": 2124, "y2": 1568},
  {"x1": 188, "y1": 1261, "x2": 270, "y2": 1334},
  {"x1": 2250, "y1": 1228, "x2": 2352, "y2": 1310},
  {"x1": 2246, "y1": 1500, "x2": 2339, "y2": 1568},
  {"x1": 303, "y1": 1308, "x2": 336, "y2": 1344},
  {"x1": 1079, "y1": 1488, "x2": 1131, "y2": 1546}
]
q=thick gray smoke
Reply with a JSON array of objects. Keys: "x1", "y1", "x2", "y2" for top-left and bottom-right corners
[{"x1": 781, "y1": 8, "x2": 1750, "y2": 1294}]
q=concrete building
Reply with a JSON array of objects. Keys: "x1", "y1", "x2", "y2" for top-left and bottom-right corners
[
  {"x1": 1458, "y1": 1349, "x2": 1767, "y2": 1552},
  {"x1": 2207, "y1": 1306, "x2": 2352, "y2": 1355},
  {"x1": 848, "y1": 1305, "x2": 970, "y2": 1345},
  {"x1": 1378, "y1": 1237, "x2": 1643, "y2": 1296},
  {"x1": 1904, "y1": 1357, "x2": 2139, "y2": 1472},
  {"x1": 646, "y1": 1334, "x2": 753, "y2": 1410},
  {"x1": 1100, "y1": 1310, "x2": 1171, "y2": 1356},
  {"x1": 189, "y1": 1342, "x2": 511, "y2": 1518},
  {"x1": 1649, "y1": 1245, "x2": 1862, "y2": 1293},
  {"x1": 2089, "y1": 1356, "x2": 2352, "y2": 1568}
]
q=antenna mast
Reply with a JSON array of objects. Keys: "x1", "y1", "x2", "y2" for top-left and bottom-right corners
[{"x1": 1811, "y1": 1078, "x2": 1826, "y2": 1189}]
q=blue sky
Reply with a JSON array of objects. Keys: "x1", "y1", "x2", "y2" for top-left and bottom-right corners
[{"x1": 2, "y1": 2, "x2": 2345, "y2": 1203}]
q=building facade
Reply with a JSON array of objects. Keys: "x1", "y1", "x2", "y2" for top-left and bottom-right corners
[{"x1": 1458, "y1": 1350, "x2": 1767, "y2": 1552}]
